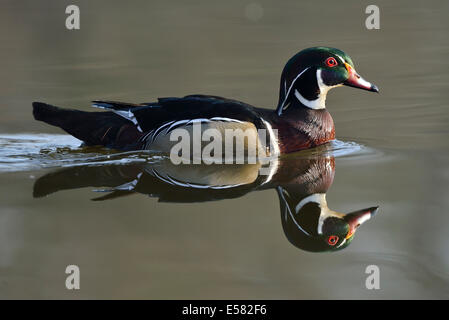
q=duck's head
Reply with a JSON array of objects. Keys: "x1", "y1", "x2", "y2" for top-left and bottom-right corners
[
  {"x1": 277, "y1": 47, "x2": 379, "y2": 115},
  {"x1": 317, "y1": 205, "x2": 380, "y2": 251},
  {"x1": 277, "y1": 189, "x2": 379, "y2": 252}
]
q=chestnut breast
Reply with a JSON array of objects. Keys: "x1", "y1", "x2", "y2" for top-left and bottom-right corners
[{"x1": 270, "y1": 108, "x2": 335, "y2": 154}]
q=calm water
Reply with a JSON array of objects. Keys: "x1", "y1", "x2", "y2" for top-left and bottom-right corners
[{"x1": 0, "y1": 0, "x2": 448, "y2": 299}]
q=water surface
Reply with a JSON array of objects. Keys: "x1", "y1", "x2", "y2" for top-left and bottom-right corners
[{"x1": 0, "y1": 0, "x2": 448, "y2": 299}]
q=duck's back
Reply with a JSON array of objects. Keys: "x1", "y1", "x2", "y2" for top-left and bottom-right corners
[{"x1": 33, "y1": 95, "x2": 275, "y2": 155}]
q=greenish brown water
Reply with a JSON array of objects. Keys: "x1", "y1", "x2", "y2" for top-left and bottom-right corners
[{"x1": 0, "y1": 0, "x2": 448, "y2": 299}]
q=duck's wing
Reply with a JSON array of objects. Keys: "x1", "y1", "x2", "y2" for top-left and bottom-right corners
[
  {"x1": 91, "y1": 100, "x2": 147, "y2": 110},
  {"x1": 92, "y1": 95, "x2": 266, "y2": 133}
]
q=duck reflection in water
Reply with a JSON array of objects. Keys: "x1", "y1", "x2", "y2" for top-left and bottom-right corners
[{"x1": 33, "y1": 146, "x2": 379, "y2": 253}]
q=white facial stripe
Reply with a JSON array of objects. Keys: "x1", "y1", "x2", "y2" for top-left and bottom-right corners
[
  {"x1": 293, "y1": 69, "x2": 342, "y2": 110},
  {"x1": 317, "y1": 207, "x2": 346, "y2": 235},
  {"x1": 295, "y1": 193, "x2": 326, "y2": 213},
  {"x1": 278, "y1": 67, "x2": 310, "y2": 114},
  {"x1": 335, "y1": 54, "x2": 345, "y2": 64},
  {"x1": 316, "y1": 69, "x2": 326, "y2": 92},
  {"x1": 278, "y1": 188, "x2": 311, "y2": 236},
  {"x1": 294, "y1": 193, "x2": 348, "y2": 236},
  {"x1": 317, "y1": 69, "x2": 342, "y2": 94},
  {"x1": 309, "y1": 193, "x2": 345, "y2": 235},
  {"x1": 294, "y1": 193, "x2": 329, "y2": 235},
  {"x1": 294, "y1": 89, "x2": 325, "y2": 110},
  {"x1": 336, "y1": 238, "x2": 347, "y2": 248}
]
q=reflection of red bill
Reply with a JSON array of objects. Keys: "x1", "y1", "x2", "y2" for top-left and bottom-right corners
[
  {"x1": 345, "y1": 206, "x2": 379, "y2": 239},
  {"x1": 344, "y1": 62, "x2": 379, "y2": 93}
]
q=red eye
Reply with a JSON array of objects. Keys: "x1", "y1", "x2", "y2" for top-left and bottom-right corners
[
  {"x1": 325, "y1": 57, "x2": 338, "y2": 67},
  {"x1": 327, "y1": 235, "x2": 339, "y2": 246}
]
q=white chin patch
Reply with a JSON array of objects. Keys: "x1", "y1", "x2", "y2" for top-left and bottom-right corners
[
  {"x1": 294, "y1": 69, "x2": 341, "y2": 110},
  {"x1": 294, "y1": 89, "x2": 325, "y2": 110}
]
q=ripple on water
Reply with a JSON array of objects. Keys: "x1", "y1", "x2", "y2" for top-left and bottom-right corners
[
  {"x1": 0, "y1": 134, "x2": 380, "y2": 173},
  {"x1": 284, "y1": 139, "x2": 382, "y2": 160},
  {"x1": 0, "y1": 134, "x2": 164, "y2": 172}
]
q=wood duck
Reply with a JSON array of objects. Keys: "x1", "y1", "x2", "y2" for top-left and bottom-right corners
[
  {"x1": 32, "y1": 47, "x2": 378, "y2": 154},
  {"x1": 33, "y1": 147, "x2": 379, "y2": 252}
]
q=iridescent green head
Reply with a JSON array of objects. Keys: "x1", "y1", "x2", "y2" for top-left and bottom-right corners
[{"x1": 277, "y1": 47, "x2": 378, "y2": 115}]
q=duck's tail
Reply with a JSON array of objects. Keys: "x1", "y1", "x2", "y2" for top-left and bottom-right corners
[{"x1": 32, "y1": 102, "x2": 143, "y2": 150}]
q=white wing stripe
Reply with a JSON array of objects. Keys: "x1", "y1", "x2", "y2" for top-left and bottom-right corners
[{"x1": 144, "y1": 117, "x2": 246, "y2": 143}]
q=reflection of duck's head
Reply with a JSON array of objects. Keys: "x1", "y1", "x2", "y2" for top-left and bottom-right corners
[{"x1": 277, "y1": 188, "x2": 378, "y2": 252}]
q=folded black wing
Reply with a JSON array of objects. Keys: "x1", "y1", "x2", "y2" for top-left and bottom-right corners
[{"x1": 93, "y1": 95, "x2": 265, "y2": 132}]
